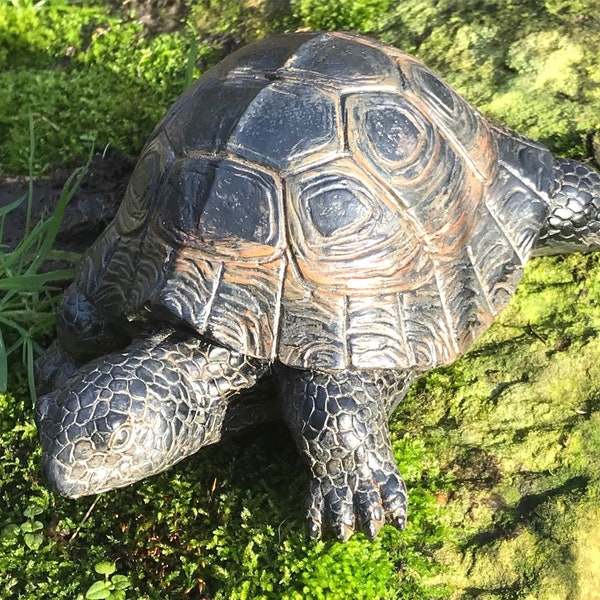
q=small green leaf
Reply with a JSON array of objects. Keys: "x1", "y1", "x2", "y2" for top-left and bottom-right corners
[
  {"x1": 111, "y1": 574, "x2": 132, "y2": 590},
  {"x1": 94, "y1": 562, "x2": 117, "y2": 576},
  {"x1": 85, "y1": 581, "x2": 111, "y2": 600},
  {"x1": 31, "y1": 520, "x2": 43, "y2": 532},
  {"x1": 23, "y1": 504, "x2": 43, "y2": 519},
  {"x1": 24, "y1": 532, "x2": 44, "y2": 550},
  {"x1": 1, "y1": 523, "x2": 20, "y2": 540}
]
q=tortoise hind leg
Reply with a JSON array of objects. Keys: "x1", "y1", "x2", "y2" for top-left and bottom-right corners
[
  {"x1": 35, "y1": 329, "x2": 272, "y2": 498},
  {"x1": 276, "y1": 366, "x2": 414, "y2": 541},
  {"x1": 534, "y1": 158, "x2": 600, "y2": 256}
]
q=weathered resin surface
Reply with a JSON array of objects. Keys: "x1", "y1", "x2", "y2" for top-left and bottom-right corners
[
  {"x1": 35, "y1": 32, "x2": 600, "y2": 541},
  {"x1": 77, "y1": 32, "x2": 551, "y2": 372}
]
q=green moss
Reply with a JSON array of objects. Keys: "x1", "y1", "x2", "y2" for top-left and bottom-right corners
[
  {"x1": 0, "y1": 391, "x2": 450, "y2": 598},
  {"x1": 415, "y1": 254, "x2": 600, "y2": 597},
  {"x1": 291, "y1": 0, "x2": 391, "y2": 32},
  {"x1": 189, "y1": 0, "x2": 294, "y2": 47},
  {"x1": 0, "y1": 3, "x2": 199, "y2": 174},
  {"x1": 573, "y1": 504, "x2": 600, "y2": 599}
]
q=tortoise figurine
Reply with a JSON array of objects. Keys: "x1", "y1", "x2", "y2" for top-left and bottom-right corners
[{"x1": 35, "y1": 32, "x2": 600, "y2": 541}]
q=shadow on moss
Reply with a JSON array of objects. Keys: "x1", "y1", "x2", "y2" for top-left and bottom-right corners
[{"x1": 464, "y1": 475, "x2": 589, "y2": 548}]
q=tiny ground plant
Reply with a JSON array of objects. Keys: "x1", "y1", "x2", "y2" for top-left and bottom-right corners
[
  {"x1": 85, "y1": 562, "x2": 132, "y2": 600},
  {"x1": 0, "y1": 118, "x2": 89, "y2": 401},
  {"x1": 19, "y1": 503, "x2": 44, "y2": 551},
  {"x1": 2, "y1": 501, "x2": 46, "y2": 554}
]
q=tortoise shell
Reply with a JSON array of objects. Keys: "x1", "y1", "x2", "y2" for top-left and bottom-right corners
[{"x1": 77, "y1": 32, "x2": 549, "y2": 371}]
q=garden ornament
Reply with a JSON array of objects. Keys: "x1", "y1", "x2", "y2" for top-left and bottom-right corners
[{"x1": 35, "y1": 32, "x2": 600, "y2": 541}]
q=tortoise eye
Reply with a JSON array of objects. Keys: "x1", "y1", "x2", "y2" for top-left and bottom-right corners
[{"x1": 108, "y1": 425, "x2": 132, "y2": 451}]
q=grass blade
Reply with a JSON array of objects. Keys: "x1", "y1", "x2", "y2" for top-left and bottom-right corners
[
  {"x1": 0, "y1": 193, "x2": 27, "y2": 249},
  {"x1": 46, "y1": 249, "x2": 82, "y2": 263},
  {"x1": 26, "y1": 113, "x2": 35, "y2": 237},
  {"x1": 0, "y1": 269, "x2": 75, "y2": 291},
  {"x1": 25, "y1": 337, "x2": 36, "y2": 404},
  {"x1": 0, "y1": 147, "x2": 90, "y2": 397},
  {"x1": 0, "y1": 315, "x2": 28, "y2": 337},
  {"x1": 27, "y1": 161, "x2": 90, "y2": 275},
  {"x1": 3, "y1": 218, "x2": 54, "y2": 272},
  {"x1": 0, "y1": 192, "x2": 27, "y2": 217},
  {"x1": 0, "y1": 327, "x2": 6, "y2": 392}
]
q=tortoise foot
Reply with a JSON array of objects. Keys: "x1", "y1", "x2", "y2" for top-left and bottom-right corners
[
  {"x1": 276, "y1": 365, "x2": 412, "y2": 541},
  {"x1": 306, "y1": 455, "x2": 407, "y2": 541}
]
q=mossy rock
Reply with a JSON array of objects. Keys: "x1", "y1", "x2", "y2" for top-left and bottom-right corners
[{"x1": 416, "y1": 252, "x2": 600, "y2": 597}]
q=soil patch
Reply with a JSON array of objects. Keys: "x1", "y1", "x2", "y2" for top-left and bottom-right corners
[
  {"x1": 107, "y1": 0, "x2": 191, "y2": 34},
  {"x1": 0, "y1": 150, "x2": 134, "y2": 255}
]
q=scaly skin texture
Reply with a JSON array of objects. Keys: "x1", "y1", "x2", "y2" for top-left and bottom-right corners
[
  {"x1": 276, "y1": 366, "x2": 414, "y2": 541},
  {"x1": 535, "y1": 158, "x2": 600, "y2": 256},
  {"x1": 35, "y1": 329, "x2": 271, "y2": 498}
]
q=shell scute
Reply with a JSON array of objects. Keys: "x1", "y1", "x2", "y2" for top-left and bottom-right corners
[
  {"x1": 347, "y1": 91, "x2": 484, "y2": 256},
  {"x1": 164, "y1": 78, "x2": 268, "y2": 155},
  {"x1": 346, "y1": 294, "x2": 412, "y2": 369},
  {"x1": 227, "y1": 82, "x2": 342, "y2": 171},
  {"x1": 284, "y1": 32, "x2": 400, "y2": 88},
  {"x1": 210, "y1": 32, "x2": 317, "y2": 76},
  {"x1": 285, "y1": 158, "x2": 433, "y2": 294},
  {"x1": 156, "y1": 156, "x2": 282, "y2": 257},
  {"x1": 398, "y1": 55, "x2": 497, "y2": 183}
]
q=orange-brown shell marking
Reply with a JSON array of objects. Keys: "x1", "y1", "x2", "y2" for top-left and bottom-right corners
[{"x1": 76, "y1": 32, "x2": 549, "y2": 372}]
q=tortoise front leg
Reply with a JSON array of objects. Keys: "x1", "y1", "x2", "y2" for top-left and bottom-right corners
[
  {"x1": 276, "y1": 366, "x2": 414, "y2": 541},
  {"x1": 55, "y1": 284, "x2": 128, "y2": 359},
  {"x1": 36, "y1": 284, "x2": 130, "y2": 393},
  {"x1": 534, "y1": 158, "x2": 600, "y2": 256},
  {"x1": 35, "y1": 329, "x2": 271, "y2": 498}
]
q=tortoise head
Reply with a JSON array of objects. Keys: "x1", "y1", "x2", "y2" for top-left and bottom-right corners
[{"x1": 34, "y1": 340, "x2": 202, "y2": 498}]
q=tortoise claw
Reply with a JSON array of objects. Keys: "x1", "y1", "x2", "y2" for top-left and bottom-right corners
[
  {"x1": 356, "y1": 490, "x2": 385, "y2": 541},
  {"x1": 379, "y1": 470, "x2": 408, "y2": 530},
  {"x1": 325, "y1": 484, "x2": 356, "y2": 541},
  {"x1": 305, "y1": 467, "x2": 407, "y2": 542},
  {"x1": 365, "y1": 519, "x2": 383, "y2": 542},
  {"x1": 308, "y1": 520, "x2": 322, "y2": 540},
  {"x1": 390, "y1": 514, "x2": 407, "y2": 531},
  {"x1": 307, "y1": 479, "x2": 324, "y2": 540},
  {"x1": 336, "y1": 522, "x2": 355, "y2": 543}
]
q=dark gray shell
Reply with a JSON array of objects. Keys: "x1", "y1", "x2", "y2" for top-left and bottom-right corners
[{"x1": 76, "y1": 32, "x2": 550, "y2": 372}]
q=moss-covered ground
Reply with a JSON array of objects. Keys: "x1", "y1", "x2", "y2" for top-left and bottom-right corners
[{"x1": 2, "y1": 1, "x2": 600, "y2": 597}]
